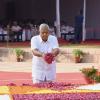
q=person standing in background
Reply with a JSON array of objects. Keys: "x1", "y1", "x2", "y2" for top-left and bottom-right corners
[{"x1": 74, "y1": 9, "x2": 83, "y2": 43}]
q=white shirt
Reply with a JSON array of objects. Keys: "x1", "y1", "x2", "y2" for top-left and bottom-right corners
[
  {"x1": 11, "y1": 25, "x2": 21, "y2": 32},
  {"x1": 31, "y1": 35, "x2": 59, "y2": 81}
]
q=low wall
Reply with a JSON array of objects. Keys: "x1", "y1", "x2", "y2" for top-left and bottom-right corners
[
  {"x1": 57, "y1": 48, "x2": 100, "y2": 63},
  {"x1": 0, "y1": 47, "x2": 100, "y2": 63}
]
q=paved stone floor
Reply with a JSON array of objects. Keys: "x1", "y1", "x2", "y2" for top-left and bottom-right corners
[{"x1": 0, "y1": 62, "x2": 99, "y2": 73}]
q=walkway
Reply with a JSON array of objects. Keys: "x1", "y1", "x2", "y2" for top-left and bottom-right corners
[{"x1": 0, "y1": 62, "x2": 99, "y2": 85}]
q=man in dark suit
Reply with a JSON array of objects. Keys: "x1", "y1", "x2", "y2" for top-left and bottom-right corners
[{"x1": 74, "y1": 10, "x2": 83, "y2": 43}]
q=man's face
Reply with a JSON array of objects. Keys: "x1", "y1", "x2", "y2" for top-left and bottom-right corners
[
  {"x1": 40, "y1": 29, "x2": 49, "y2": 42},
  {"x1": 13, "y1": 21, "x2": 17, "y2": 26}
]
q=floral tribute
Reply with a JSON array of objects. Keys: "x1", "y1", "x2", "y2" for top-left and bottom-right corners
[
  {"x1": 44, "y1": 53, "x2": 54, "y2": 64},
  {"x1": 0, "y1": 82, "x2": 100, "y2": 100}
]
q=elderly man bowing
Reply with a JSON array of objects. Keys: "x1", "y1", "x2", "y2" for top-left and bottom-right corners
[{"x1": 31, "y1": 23, "x2": 59, "y2": 83}]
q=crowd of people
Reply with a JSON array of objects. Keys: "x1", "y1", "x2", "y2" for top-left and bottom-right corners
[
  {"x1": 0, "y1": 21, "x2": 74, "y2": 42},
  {"x1": 0, "y1": 21, "x2": 55, "y2": 42},
  {"x1": 0, "y1": 11, "x2": 83, "y2": 43},
  {"x1": 0, "y1": 21, "x2": 39, "y2": 42}
]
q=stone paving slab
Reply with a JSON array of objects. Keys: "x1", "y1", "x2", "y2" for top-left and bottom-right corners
[{"x1": 0, "y1": 62, "x2": 99, "y2": 73}]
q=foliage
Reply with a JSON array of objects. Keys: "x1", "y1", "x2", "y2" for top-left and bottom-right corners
[
  {"x1": 72, "y1": 49, "x2": 84, "y2": 58},
  {"x1": 15, "y1": 48, "x2": 24, "y2": 58},
  {"x1": 80, "y1": 66, "x2": 97, "y2": 78},
  {"x1": 94, "y1": 75, "x2": 100, "y2": 82},
  {"x1": 80, "y1": 66, "x2": 100, "y2": 83}
]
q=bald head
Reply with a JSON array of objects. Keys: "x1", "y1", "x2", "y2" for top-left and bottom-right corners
[{"x1": 39, "y1": 23, "x2": 49, "y2": 42}]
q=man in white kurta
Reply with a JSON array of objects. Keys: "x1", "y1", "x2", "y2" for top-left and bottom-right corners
[{"x1": 31, "y1": 23, "x2": 59, "y2": 83}]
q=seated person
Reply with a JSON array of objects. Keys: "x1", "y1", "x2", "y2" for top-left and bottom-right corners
[{"x1": 11, "y1": 21, "x2": 22, "y2": 42}]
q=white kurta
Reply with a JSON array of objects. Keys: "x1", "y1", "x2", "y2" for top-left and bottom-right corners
[{"x1": 31, "y1": 35, "x2": 59, "y2": 81}]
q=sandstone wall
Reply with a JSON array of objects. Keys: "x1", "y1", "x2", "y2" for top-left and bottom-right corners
[{"x1": 0, "y1": 47, "x2": 100, "y2": 63}]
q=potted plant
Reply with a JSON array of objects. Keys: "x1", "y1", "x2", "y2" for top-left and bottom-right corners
[
  {"x1": 72, "y1": 49, "x2": 84, "y2": 63},
  {"x1": 80, "y1": 66, "x2": 98, "y2": 84},
  {"x1": 15, "y1": 48, "x2": 24, "y2": 62},
  {"x1": 94, "y1": 72, "x2": 100, "y2": 83}
]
